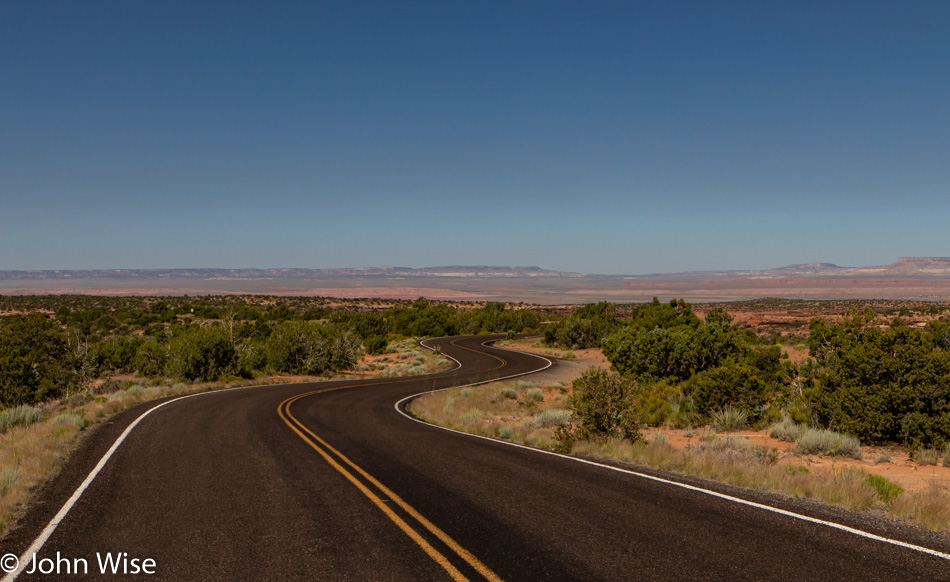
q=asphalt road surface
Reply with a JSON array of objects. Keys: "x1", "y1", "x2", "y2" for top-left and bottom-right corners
[{"x1": 3, "y1": 336, "x2": 949, "y2": 581}]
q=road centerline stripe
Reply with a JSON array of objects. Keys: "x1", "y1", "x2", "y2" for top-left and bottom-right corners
[{"x1": 278, "y1": 388, "x2": 503, "y2": 582}]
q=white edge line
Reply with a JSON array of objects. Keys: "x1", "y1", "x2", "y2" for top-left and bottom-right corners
[
  {"x1": 400, "y1": 339, "x2": 950, "y2": 562},
  {"x1": 2, "y1": 382, "x2": 283, "y2": 581},
  {"x1": 417, "y1": 336, "x2": 552, "y2": 384}
]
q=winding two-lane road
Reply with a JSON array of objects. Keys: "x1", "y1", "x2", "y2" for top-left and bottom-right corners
[{"x1": 3, "y1": 336, "x2": 949, "y2": 580}]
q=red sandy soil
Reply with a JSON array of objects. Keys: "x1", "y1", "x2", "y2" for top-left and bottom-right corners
[
  {"x1": 693, "y1": 303, "x2": 950, "y2": 339},
  {"x1": 643, "y1": 427, "x2": 950, "y2": 494}
]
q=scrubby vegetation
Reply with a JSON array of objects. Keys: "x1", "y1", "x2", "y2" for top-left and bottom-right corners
[
  {"x1": 546, "y1": 298, "x2": 950, "y2": 451},
  {"x1": 545, "y1": 300, "x2": 793, "y2": 449},
  {"x1": 0, "y1": 296, "x2": 542, "y2": 406},
  {"x1": 542, "y1": 302, "x2": 620, "y2": 349},
  {"x1": 555, "y1": 367, "x2": 641, "y2": 450}
]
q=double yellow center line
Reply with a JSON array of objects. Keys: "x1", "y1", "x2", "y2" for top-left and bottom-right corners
[{"x1": 277, "y1": 339, "x2": 507, "y2": 581}]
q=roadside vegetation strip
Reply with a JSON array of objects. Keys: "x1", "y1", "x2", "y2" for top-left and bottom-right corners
[{"x1": 278, "y1": 388, "x2": 503, "y2": 582}]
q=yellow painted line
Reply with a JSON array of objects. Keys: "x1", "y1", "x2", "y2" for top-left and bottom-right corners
[
  {"x1": 278, "y1": 392, "x2": 470, "y2": 581},
  {"x1": 448, "y1": 338, "x2": 508, "y2": 368},
  {"x1": 281, "y1": 391, "x2": 504, "y2": 582}
]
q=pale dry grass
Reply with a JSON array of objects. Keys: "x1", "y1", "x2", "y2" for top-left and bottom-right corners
[
  {"x1": 794, "y1": 427, "x2": 862, "y2": 459},
  {"x1": 891, "y1": 486, "x2": 950, "y2": 531},
  {"x1": 571, "y1": 435, "x2": 893, "y2": 513},
  {"x1": 0, "y1": 419, "x2": 82, "y2": 534},
  {"x1": 409, "y1": 380, "x2": 569, "y2": 450},
  {"x1": 375, "y1": 347, "x2": 454, "y2": 377}
]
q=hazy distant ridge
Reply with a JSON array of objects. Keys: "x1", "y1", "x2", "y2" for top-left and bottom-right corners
[
  {"x1": 2, "y1": 258, "x2": 949, "y2": 282},
  {"x1": 626, "y1": 257, "x2": 950, "y2": 282},
  {"x1": 0, "y1": 266, "x2": 589, "y2": 281}
]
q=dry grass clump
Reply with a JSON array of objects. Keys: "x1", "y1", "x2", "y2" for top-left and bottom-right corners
[
  {"x1": 914, "y1": 448, "x2": 941, "y2": 466},
  {"x1": 584, "y1": 434, "x2": 948, "y2": 526},
  {"x1": 890, "y1": 486, "x2": 950, "y2": 531},
  {"x1": 585, "y1": 434, "x2": 885, "y2": 512},
  {"x1": 793, "y1": 427, "x2": 862, "y2": 459},
  {"x1": 409, "y1": 381, "x2": 570, "y2": 449},
  {"x1": 0, "y1": 405, "x2": 43, "y2": 433},
  {"x1": 769, "y1": 415, "x2": 806, "y2": 442},
  {"x1": 51, "y1": 413, "x2": 88, "y2": 429},
  {"x1": 709, "y1": 406, "x2": 748, "y2": 432},
  {"x1": 378, "y1": 348, "x2": 453, "y2": 377},
  {"x1": 525, "y1": 387, "x2": 545, "y2": 402},
  {"x1": 522, "y1": 409, "x2": 572, "y2": 428},
  {"x1": 819, "y1": 468, "x2": 880, "y2": 510},
  {"x1": 499, "y1": 387, "x2": 518, "y2": 400}
]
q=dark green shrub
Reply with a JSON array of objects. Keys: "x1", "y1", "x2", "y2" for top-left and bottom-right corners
[
  {"x1": 807, "y1": 311, "x2": 950, "y2": 446},
  {"x1": 564, "y1": 367, "x2": 640, "y2": 443},
  {"x1": 363, "y1": 334, "x2": 389, "y2": 355},
  {"x1": 0, "y1": 314, "x2": 78, "y2": 405},
  {"x1": 165, "y1": 325, "x2": 236, "y2": 381},
  {"x1": 603, "y1": 322, "x2": 743, "y2": 382},
  {"x1": 543, "y1": 302, "x2": 619, "y2": 349},
  {"x1": 865, "y1": 474, "x2": 903, "y2": 503},
  {"x1": 629, "y1": 381, "x2": 682, "y2": 427},
  {"x1": 688, "y1": 364, "x2": 771, "y2": 419},
  {"x1": 134, "y1": 337, "x2": 169, "y2": 377},
  {"x1": 265, "y1": 321, "x2": 332, "y2": 375}
]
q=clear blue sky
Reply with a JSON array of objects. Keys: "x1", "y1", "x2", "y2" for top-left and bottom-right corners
[{"x1": 2, "y1": 1, "x2": 948, "y2": 274}]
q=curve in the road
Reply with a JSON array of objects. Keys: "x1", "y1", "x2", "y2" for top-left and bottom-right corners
[{"x1": 3, "y1": 335, "x2": 950, "y2": 581}]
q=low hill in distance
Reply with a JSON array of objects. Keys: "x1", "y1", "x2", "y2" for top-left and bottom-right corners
[{"x1": 3, "y1": 258, "x2": 950, "y2": 303}]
